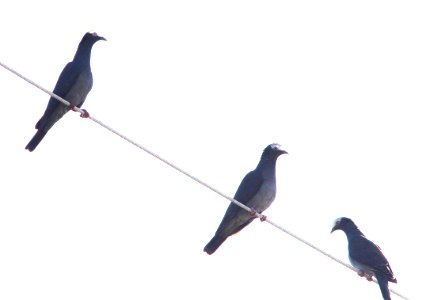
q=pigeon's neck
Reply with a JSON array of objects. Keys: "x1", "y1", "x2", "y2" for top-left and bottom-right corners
[
  {"x1": 73, "y1": 41, "x2": 96, "y2": 66},
  {"x1": 344, "y1": 225, "x2": 365, "y2": 240},
  {"x1": 256, "y1": 156, "x2": 278, "y2": 179}
]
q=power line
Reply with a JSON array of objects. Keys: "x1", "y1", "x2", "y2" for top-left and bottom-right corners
[{"x1": 0, "y1": 60, "x2": 410, "y2": 300}]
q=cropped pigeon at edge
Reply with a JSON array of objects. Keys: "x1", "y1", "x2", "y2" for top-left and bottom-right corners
[
  {"x1": 25, "y1": 32, "x2": 106, "y2": 152},
  {"x1": 331, "y1": 217, "x2": 397, "y2": 300},
  {"x1": 204, "y1": 143, "x2": 287, "y2": 255}
]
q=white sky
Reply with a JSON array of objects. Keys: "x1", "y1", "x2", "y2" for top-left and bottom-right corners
[{"x1": 1, "y1": 1, "x2": 424, "y2": 299}]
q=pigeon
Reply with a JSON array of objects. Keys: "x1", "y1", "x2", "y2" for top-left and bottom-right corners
[
  {"x1": 331, "y1": 217, "x2": 397, "y2": 300},
  {"x1": 204, "y1": 143, "x2": 287, "y2": 255},
  {"x1": 25, "y1": 32, "x2": 106, "y2": 152}
]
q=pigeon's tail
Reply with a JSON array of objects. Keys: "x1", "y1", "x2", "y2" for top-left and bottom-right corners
[
  {"x1": 376, "y1": 275, "x2": 392, "y2": 300},
  {"x1": 204, "y1": 235, "x2": 227, "y2": 255},
  {"x1": 25, "y1": 129, "x2": 48, "y2": 152}
]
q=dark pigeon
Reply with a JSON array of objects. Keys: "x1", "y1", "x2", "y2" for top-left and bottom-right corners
[
  {"x1": 331, "y1": 217, "x2": 397, "y2": 300},
  {"x1": 25, "y1": 32, "x2": 106, "y2": 152},
  {"x1": 204, "y1": 143, "x2": 287, "y2": 255}
]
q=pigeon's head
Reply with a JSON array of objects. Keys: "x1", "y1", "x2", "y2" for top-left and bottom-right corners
[
  {"x1": 82, "y1": 32, "x2": 107, "y2": 44},
  {"x1": 331, "y1": 217, "x2": 355, "y2": 233},
  {"x1": 261, "y1": 143, "x2": 288, "y2": 160}
]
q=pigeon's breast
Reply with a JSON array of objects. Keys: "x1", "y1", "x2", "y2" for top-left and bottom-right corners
[
  {"x1": 249, "y1": 180, "x2": 276, "y2": 213},
  {"x1": 66, "y1": 71, "x2": 93, "y2": 106}
]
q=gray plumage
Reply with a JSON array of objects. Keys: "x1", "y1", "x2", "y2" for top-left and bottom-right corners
[
  {"x1": 25, "y1": 32, "x2": 106, "y2": 152},
  {"x1": 331, "y1": 217, "x2": 397, "y2": 300},
  {"x1": 204, "y1": 143, "x2": 287, "y2": 255}
]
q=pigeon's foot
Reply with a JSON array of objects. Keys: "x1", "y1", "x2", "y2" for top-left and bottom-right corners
[
  {"x1": 79, "y1": 109, "x2": 90, "y2": 118},
  {"x1": 365, "y1": 274, "x2": 373, "y2": 281},
  {"x1": 67, "y1": 105, "x2": 89, "y2": 118},
  {"x1": 250, "y1": 208, "x2": 258, "y2": 217},
  {"x1": 357, "y1": 271, "x2": 365, "y2": 277},
  {"x1": 249, "y1": 208, "x2": 267, "y2": 221}
]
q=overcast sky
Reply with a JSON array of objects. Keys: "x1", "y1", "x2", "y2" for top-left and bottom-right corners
[{"x1": 1, "y1": 1, "x2": 424, "y2": 299}]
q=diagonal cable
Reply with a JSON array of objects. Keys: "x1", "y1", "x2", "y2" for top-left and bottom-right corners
[{"x1": 0, "y1": 60, "x2": 410, "y2": 300}]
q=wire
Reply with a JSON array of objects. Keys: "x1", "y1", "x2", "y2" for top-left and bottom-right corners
[{"x1": 0, "y1": 60, "x2": 410, "y2": 300}]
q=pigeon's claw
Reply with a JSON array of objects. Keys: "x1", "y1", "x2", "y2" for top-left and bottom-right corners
[
  {"x1": 67, "y1": 105, "x2": 89, "y2": 118},
  {"x1": 357, "y1": 270, "x2": 366, "y2": 277},
  {"x1": 365, "y1": 274, "x2": 373, "y2": 282},
  {"x1": 249, "y1": 208, "x2": 267, "y2": 221},
  {"x1": 79, "y1": 109, "x2": 90, "y2": 118}
]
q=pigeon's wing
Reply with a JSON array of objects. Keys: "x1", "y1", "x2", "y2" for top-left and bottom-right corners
[
  {"x1": 215, "y1": 170, "x2": 264, "y2": 233},
  {"x1": 36, "y1": 62, "x2": 80, "y2": 129},
  {"x1": 234, "y1": 170, "x2": 264, "y2": 204},
  {"x1": 350, "y1": 236, "x2": 395, "y2": 279},
  {"x1": 52, "y1": 62, "x2": 81, "y2": 96}
]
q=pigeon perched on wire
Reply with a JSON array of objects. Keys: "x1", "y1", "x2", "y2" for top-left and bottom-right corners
[
  {"x1": 25, "y1": 32, "x2": 106, "y2": 152},
  {"x1": 331, "y1": 217, "x2": 397, "y2": 300},
  {"x1": 204, "y1": 143, "x2": 287, "y2": 255}
]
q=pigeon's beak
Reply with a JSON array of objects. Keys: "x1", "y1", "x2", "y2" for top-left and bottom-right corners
[
  {"x1": 331, "y1": 225, "x2": 338, "y2": 233},
  {"x1": 280, "y1": 149, "x2": 288, "y2": 155},
  {"x1": 90, "y1": 32, "x2": 107, "y2": 41}
]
